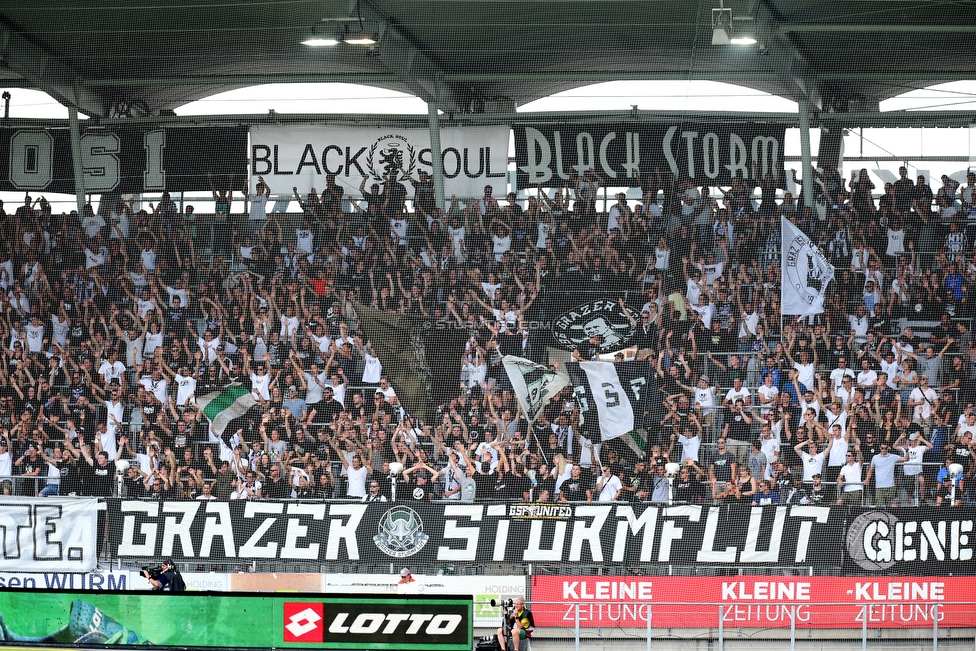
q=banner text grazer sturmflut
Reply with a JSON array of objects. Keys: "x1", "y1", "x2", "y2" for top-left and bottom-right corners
[{"x1": 108, "y1": 501, "x2": 846, "y2": 567}]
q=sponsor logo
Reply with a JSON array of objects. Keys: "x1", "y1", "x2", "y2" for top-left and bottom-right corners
[
  {"x1": 326, "y1": 612, "x2": 463, "y2": 636},
  {"x1": 508, "y1": 503, "x2": 573, "y2": 519},
  {"x1": 552, "y1": 299, "x2": 638, "y2": 353},
  {"x1": 373, "y1": 506, "x2": 430, "y2": 558},
  {"x1": 284, "y1": 602, "x2": 324, "y2": 642}
]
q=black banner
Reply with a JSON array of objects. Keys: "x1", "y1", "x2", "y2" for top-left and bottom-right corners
[
  {"x1": 107, "y1": 501, "x2": 843, "y2": 568},
  {"x1": 514, "y1": 122, "x2": 786, "y2": 188},
  {"x1": 0, "y1": 126, "x2": 246, "y2": 194},
  {"x1": 843, "y1": 508, "x2": 975, "y2": 575},
  {"x1": 355, "y1": 304, "x2": 469, "y2": 420}
]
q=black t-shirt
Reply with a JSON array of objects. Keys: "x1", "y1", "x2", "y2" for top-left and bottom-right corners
[
  {"x1": 672, "y1": 477, "x2": 704, "y2": 503},
  {"x1": 263, "y1": 477, "x2": 292, "y2": 499},
  {"x1": 122, "y1": 474, "x2": 145, "y2": 499},
  {"x1": 772, "y1": 470, "x2": 795, "y2": 497},
  {"x1": 84, "y1": 462, "x2": 115, "y2": 497},
  {"x1": 58, "y1": 460, "x2": 83, "y2": 495},
  {"x1": 710, "y1": 450, "x2": 737, "y2": 484},
  {"x1": 559, "y1": 469, "x2": 592, "y2": 502}
]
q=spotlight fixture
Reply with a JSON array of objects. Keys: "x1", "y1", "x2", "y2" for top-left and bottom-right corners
[
  {"x1": 302, "y1": 37, "x2": 339, "y2": 47},
  {"x1": 711, "y1": 5, "x2": 732, "y2": 45},
  {"x1": 302, "y1": 24, "x2": 340, "y2": 47}
]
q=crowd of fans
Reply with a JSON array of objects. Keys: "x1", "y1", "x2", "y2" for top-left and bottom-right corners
[{"x1": 0, "y1": 162, "x2": 974, "y2": 510}]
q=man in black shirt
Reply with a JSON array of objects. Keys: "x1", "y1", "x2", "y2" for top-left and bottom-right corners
[
  {"x1": 262, "y1": 464, "x2": 292, "y2": 499},
  {"x1": 672, "y1": 465, "x2": 705, "y2": 503},
  {"x1": 80, "y1": 448, "x2": 115, "y2": 497},
  {"x1": 122, "y1": 463, "x2": 146, "y2": 498}
]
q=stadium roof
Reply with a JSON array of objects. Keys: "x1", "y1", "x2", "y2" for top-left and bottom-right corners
[{"x1": 0, "y1": 0, "x2": 973, "y2": 119}]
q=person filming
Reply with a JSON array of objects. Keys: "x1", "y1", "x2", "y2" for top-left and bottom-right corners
[
  {"x1": 142, "y1": 559, "x2": 186, "y2": 592},
  {"x1": 496, "y1": 598, "x2": 534, "y2": 651}
]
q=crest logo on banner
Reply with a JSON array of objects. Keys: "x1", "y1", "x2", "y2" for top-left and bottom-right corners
[
  {"x1": 845, "y1": 510, "x2": 901, "y2": 571},
  {"x1": 366, "y1": 134, "x2": 417, "y2": 181},
  {"x1": 373, "y1": 506, "x2": 430, "y2": 558},
  {"x1": 553, "y1": 299, "x2": 638, "y2": 352},
  {"x1": 781, "y1": 217, "x2": 835, "y2": 317}
]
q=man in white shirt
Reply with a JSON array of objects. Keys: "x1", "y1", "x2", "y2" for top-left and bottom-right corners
[
  {"x1": 723, "y1": 377, "x2": 751, "y2": 407},
  {"x1": 835, "y1": 452, "x2": 863, "y2": 505},
  {"x1": 908, "y1": 375, "x2": 939, "y2": 433},
  {"x1": 98, "y1": 351, "x2": 126, "y2": 386},
  {"x1": 595, "y1": 466, "x2": 622, "y2": 502},
  {"x1": 829, "y1": 357, "x2": 855, "y2": 391},
  {"x1": 856, "y1": 359, "x2": 878, "y2": 398}
]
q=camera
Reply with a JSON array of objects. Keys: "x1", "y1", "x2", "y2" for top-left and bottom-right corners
[{"x1": 142, "y1": 564, "x2": 165, "y2": 580}]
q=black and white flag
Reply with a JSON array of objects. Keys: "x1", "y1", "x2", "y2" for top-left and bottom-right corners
[
  {"x1": 781, "y1": 217, "x2": 834, "y2": 317},
  {"x1": 503, "y1": 356, "x2": 569, "y2": 424},
  {"x1": 567, "y1": 361, "x2": 648, "y2": 455}
]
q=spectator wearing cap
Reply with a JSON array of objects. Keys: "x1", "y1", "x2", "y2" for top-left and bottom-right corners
[{"x1": 397, "y1": 568, "x2": 419, "y2": 594}]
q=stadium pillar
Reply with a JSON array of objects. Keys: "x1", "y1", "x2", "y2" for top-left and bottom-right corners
[
  {"x1": 798, "y1": 99, "x2": 815, "y2": 209},
  {"x1": 427, "y1": 101, "x2": 445, "y2": 211},
  {"x1": 68, "y1": 104, "x2": 87, "y2": 215}
]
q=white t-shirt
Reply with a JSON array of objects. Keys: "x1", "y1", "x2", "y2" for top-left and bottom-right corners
[
  {"x1": 677, "y1": 434, "x2": 701, "y2": 463},
  {"x1": 838, "y1": 462, "x2": 862, "y2": 492},
  {"x1": 597, "y1": 474, "x2": 622, "y2": 502},
  {"x1": 175, "y1": 374, "x2": 197, "y2": 406},
  {"x1": 800, "y1": 450, "x2": 826, "y2": 482},
  {"x1": 910, "y1": 387, "x2": 938, "y2": 419},
  {"x1": 362, "y1": 354, "x2": 383, "y2": 383},
  {"x1": 346, "y1": 465, "x2": 368, "y2": 497},
  {"x1": 250, "y1": 372, "x2": 271, "y2": 400},
  {"x1": 249, "y1": 193, "x2": 269, "y2": 221},
  {"x1": 794, "y1": 362, "x2": 815, "y2": 391}
]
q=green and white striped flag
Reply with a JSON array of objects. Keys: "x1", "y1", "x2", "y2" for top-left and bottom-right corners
[{"x1": 196, "y1": 383, "x2": 257, "y2": 437}]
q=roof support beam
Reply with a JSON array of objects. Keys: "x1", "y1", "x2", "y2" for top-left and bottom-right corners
[
  {"x1": 325, "y1": 0, "x2": 468, "y2": 112},
  {"x1": 0, "y1": 20, "x2": 107, "y2": 116},
  {"x1": 778, "y1": 24, "x2": 976, "y2": 34},
  {"x1": 747, "y1": 0, "x2": 823, "y2": 109}
]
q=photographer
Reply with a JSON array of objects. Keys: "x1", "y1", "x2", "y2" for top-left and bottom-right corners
[
  {"x1": 495, "y1": 598, "x2": 534, "y2": 651},
  {"x1": 142, "y1": 559, "x2": 185, "y2": 592}
]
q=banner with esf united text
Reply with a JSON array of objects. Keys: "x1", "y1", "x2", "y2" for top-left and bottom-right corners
[
  {"x1": 106, "y1": 500, "x2": 842, "y2": 568},
  {"x1": 250, "y1": 125, "x2": 509, "y2": 198}
]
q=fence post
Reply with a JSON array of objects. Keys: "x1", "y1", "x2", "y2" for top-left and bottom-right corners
[
  {"x1": 790, "y1": 604, "x2": 796, "y2": 651},
  {"x1": 718, "y1": 605, "x2": 724, "y2": 651},
  {"x1": 932, "y1": 603, "x2": 938, "y2": 651},
  {"x1": 862, "y1": 605, "x2": 867, "y2": 651},
  {"x1": 646, "y1": 604, "x2": 652, "y2": 651},
  {"x1": 574, "y1": 603, "x2": 580, "y2": 651}
]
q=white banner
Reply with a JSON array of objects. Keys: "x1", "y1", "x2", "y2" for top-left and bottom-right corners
[
  {"x1": 0, "y1": 497, "x2": 100, "y2": 572},
  {"x1": 323, "y1": 573, "x2": 526, "y2": 627},
  {"x1": 781, "y1": 217, "x2": 834, "y2": 317},
  {"x1": 250, "y1": 125, "x2": 510, "y2": 199},
  {"x1": 579, "y1": 361, "x2": 635, "y2": 441},
  {"x1": 503, "y1": 356, "x2": 569, "y2": 424}
]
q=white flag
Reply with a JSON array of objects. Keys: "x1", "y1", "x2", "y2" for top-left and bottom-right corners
[
  {"x1": 503, "y1": 356, "x2": 569, "y2": 424},
  {"x1": 578, "y1": 361, "x2": 635, "y2": 441},
  {"x1": 781, "y1": 217, "x2": 834, "y2": 317}
]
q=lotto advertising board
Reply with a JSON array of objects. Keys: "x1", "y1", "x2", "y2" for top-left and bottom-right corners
[
  {"x1": 0, "y1": 590, "x2": 472, "y2": 650},
  {"x1": 532, "y1": 576, "x2": 976, "y2": 629}
]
